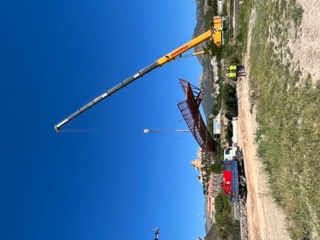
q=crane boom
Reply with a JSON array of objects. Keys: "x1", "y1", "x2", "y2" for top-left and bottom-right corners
[{"x1": 54, "y1": 17, "x2": 223, "y2": 131}]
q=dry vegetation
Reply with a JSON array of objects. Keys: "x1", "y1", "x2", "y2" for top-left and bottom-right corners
[{"x1": 249, "y1": 0, "x2": 320, "y2": 238}]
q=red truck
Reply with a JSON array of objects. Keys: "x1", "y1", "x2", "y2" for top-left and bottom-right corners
[{"x1": 221, "y1": 147, "x2": 246, "y2": 202}]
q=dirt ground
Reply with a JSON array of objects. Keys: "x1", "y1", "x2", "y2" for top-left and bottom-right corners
[
  {"x1": 288, "y1": 0, "x2": 320, "y2": 83},
  {"x1": 237, "y1": 2, "x2": 320, "y2": 239},
  {"x1": 237, "y1": 9, "x2": 291, "y2": 240}
]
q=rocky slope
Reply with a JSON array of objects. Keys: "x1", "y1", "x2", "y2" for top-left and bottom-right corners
[{"x1": 193, "y1": 0, "x2": 215, "y2": 119}]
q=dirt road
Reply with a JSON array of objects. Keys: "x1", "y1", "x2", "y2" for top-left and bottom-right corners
[
  {"x1": 236, "y1": 8, "x2": 291, "y2": 240},
  {"x1": 237, "y1": 1, "x2": 320, "y2": 238},
  {"x1": 237, "y1": 77, "x2": 291, "y2": 240}
]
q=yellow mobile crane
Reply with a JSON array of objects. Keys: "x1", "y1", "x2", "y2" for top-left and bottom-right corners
[{"x1": 54, "y1": 16, "x2": 223, "y2": 131}]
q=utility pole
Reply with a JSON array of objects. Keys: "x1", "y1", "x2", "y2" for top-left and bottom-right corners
[
  {"x1": 152, "y1": 228, "x2": 203, "y2": 240},
  {"x1": 153, "y1": 228, "x2": 160, "y2": 240}
]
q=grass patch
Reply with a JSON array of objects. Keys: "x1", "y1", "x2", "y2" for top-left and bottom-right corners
[
  {"x1": 249, "y1": 0, "x2": 319, "y2": 238},
  {"x1": 236, "y1": 0, "x2": 252, "y2": 55}
]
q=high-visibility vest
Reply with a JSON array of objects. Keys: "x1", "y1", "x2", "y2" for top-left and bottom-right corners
[
  {"x1": 229, "y1": 65, "x2": 237, "y2": 71},
  {"x1": 228, "y1": 72, "x2": 236, "y2": 78}
]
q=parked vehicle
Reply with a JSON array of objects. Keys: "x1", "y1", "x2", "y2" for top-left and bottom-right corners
[{"x1": 221, "y1": 147, "x2": 246, "y2": 202}]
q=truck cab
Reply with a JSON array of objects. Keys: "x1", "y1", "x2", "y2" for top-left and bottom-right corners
[{"x1": 224, "y1": 146, "x2": 237, "y2": 160}]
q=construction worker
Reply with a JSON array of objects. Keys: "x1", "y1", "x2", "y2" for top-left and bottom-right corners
[
  {"x1": 226, "y1": 72, "x2": 237, "y2": 79},
  {"x1": 227, "y1": 64, "x2": 245, "y2": 72},
  {"x1": 227, "y1": 64, "x2": 246, "y2": 77},
  {"x1": 229, "y1": 65, "x2": 237, "y2": 72}
]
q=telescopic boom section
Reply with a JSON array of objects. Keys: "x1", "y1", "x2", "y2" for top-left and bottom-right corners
[{"x1": 54, "y1": 23, "x2": 218, "y2": 131}]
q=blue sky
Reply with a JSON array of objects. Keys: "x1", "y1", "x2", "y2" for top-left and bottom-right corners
[{"x1": 0, "y1": 1, "x2": 206, "y2": 239}]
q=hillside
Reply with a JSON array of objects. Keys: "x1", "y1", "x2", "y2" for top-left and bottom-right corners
[{"x1": 192, "y1": 0, "x2": 215, "y2": 119}]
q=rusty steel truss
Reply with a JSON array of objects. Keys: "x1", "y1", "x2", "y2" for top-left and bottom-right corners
[{"x1": 177, "y1": 78, "x2": 218, "y2": 156}]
